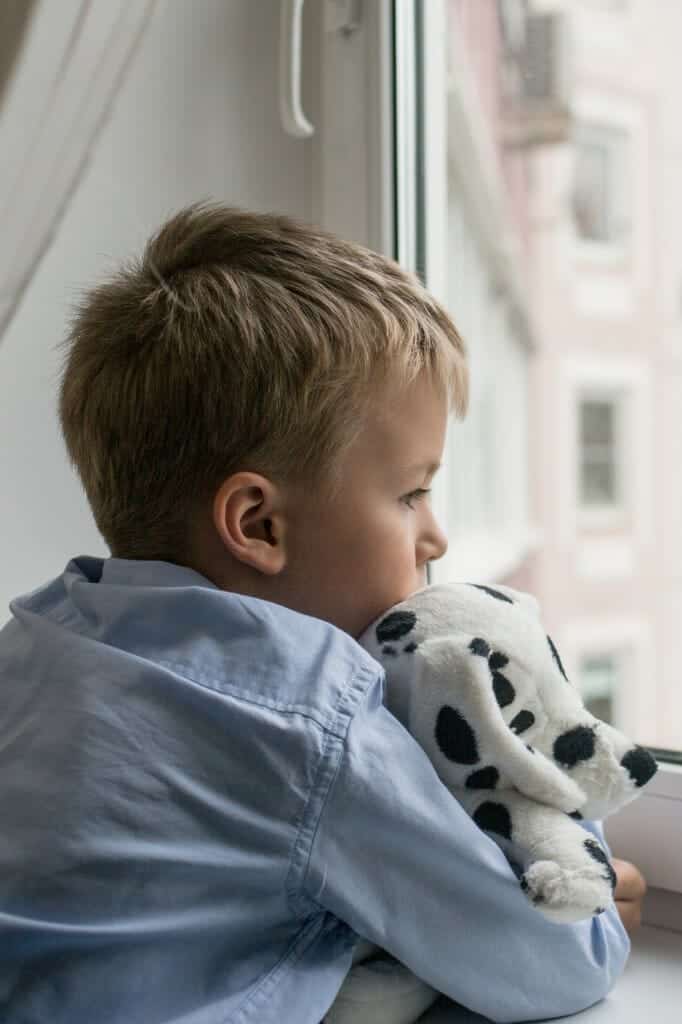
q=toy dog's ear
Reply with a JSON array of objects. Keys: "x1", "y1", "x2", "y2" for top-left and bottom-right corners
[{"x1": 416, "y1": 636, "x2": 587, "y2": 815}]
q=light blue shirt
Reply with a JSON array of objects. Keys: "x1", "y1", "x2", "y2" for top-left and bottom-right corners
[{"x1": 0, "y1": 556, "x2": 630, "y2": 1024}]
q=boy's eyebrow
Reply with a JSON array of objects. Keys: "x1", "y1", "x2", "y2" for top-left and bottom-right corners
[{"x1": 407, "y1": 460, "x2": 441, "y2": 475}]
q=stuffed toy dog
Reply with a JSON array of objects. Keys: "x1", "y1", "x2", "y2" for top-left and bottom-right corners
[{"x1": 324, "y1": 582, "x2": 658, "y2": 1024}]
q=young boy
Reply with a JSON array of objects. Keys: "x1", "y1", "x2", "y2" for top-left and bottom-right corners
[{"x1": 0, "y1": 202, "x2": 644, "y2": 1024}]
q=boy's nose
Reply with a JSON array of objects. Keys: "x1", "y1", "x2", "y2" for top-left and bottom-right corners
[{"x1": 621, "y1": 746, "x2": 658, "y2": 788}]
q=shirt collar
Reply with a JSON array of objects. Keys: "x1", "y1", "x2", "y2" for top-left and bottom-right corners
[{"x1": 67, "y1": 555, "x2": 218, "y2": 591}]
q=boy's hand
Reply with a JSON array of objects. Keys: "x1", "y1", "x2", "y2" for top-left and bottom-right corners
[{"x1": 611, "y1": 857, "x2": 647, "y2": 935}]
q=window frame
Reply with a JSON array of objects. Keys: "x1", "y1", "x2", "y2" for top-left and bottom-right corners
[
  {"x1": 577, "y1": 389, "x2": 628, "y2": 526},
  {"x1": 570, "y1": 89, "x2": 650, "y2": 312},
  {"x1": 306, "y1": 0, "x2": 394, "y2": 256},
  {"x1": 571, "y1": 120, "x2": 632, "y2": 252},
  {"x1": 560, "y1": 356, "x2": 652, "y2": 548}
]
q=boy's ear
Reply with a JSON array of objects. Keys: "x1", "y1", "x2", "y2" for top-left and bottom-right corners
[{"x1": 212, "y1": 473, "x2": 288, "y2": 576}]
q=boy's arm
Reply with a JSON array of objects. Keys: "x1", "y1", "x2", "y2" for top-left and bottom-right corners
[{"x1": 301, "y1": 673, "x2": 631, "y2": 1024}]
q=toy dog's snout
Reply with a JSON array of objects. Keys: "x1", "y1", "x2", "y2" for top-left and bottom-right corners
[
  {"x1": 570, "y1": 721, "x2": 658, "y2": 820},
  {"x1": 621, "y1": 745, "x2": 658, "y2": 788}
]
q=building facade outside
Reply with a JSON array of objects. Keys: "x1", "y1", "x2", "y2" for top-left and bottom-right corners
[{"x1": 436, "y1": 0, "x2": 681, "y2": 752}]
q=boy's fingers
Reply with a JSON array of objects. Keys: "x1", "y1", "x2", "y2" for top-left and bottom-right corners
[
  {"x1": 615, "y1": 898, "x2": 642, "y2": 935},
  {"x1": 611, "y1": 858, "x2": 648, "y2": 901}
]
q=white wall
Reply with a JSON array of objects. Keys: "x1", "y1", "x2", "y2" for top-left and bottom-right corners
[{"x1": 0, "y1": 0, "x2": 314, "y2": 619}]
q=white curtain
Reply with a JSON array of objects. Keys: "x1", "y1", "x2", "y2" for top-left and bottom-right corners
[{"x1": 0, "y1": 0, "x2": 157, "y2": 343}]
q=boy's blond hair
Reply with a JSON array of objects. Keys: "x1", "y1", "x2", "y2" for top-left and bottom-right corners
[{"x1": 57, "y1": 201, "x2": 469, "y2": 563}]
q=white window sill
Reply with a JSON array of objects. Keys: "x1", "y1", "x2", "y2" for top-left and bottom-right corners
[{"x1": 415, "y1": 924, "x2": 682, "y2": 1022}]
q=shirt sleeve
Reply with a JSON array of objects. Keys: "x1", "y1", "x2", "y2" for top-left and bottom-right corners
[{"x1": 302, "y1": 673, "x2": 631, "y2": 1024}]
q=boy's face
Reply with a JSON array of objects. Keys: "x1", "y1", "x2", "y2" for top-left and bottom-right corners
[
  {"x1": 197, "y1": 368, "x2": 446, "y2": 638},
  {"x1": 268, "y1": 372, "x2": 449, "y2": 639},
  {"x1": 204, "y1": 371, "x2": 449, "y2": 641}
]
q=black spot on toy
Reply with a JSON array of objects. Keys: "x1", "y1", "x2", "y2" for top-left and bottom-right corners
[
  {"x1": 465, "y1": 766, "x2": 500, "y2": 789},
  {"x1": 492, "y1": 671, "x2": 516, "y2": 709},
  {"x1": 376, "y1": 610, "x2": 416, "y2": 644},
  {"x1": 469, "y1": 637, "x2": 490, "y2": 658},
  {"x1": 553, "y1": 725, "x2": 596, "y2": 768},
  {"x1": 435, "y1": 705, "x2": 479, "y2": 765},
  {"x1": 584, "y1": 838, "x2": 617, "y2": 892},
  {"x1": 474, "y1": 801, "x2": 512, "y2": 840},
  {"x1": 510, "y1": 710, "x2": 535, "y2": 735},
  {"x1": 489, "y1": 650, "x2": 509, "y2": 671},
  {"x1": 621, "y1": 746, "x2": 658, "y2": 787}
]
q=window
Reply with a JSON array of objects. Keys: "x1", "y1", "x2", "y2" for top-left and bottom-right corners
[
  {"x1": 578, "y1": 396, "x2": 622, "y2": 509},
  {"x1": 572, "y1": 122, "x2": 631, "y2": 246}
]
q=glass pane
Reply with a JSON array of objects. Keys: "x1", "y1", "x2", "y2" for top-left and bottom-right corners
[
  {"x1": 573, "y1": 140, "x2": 610, "y2": 241},
  {"x1": 579, "y1": 400, "x2": 618, "y2": 504},
  {"x1": 572, "y1": 124, "x2": 631, "y2": 243},
  {"x1": 581, "y1": 460, "x2": 616, "y2": 504},
  {"x1": 422, "y1": 0, "x2": 681, "y2": 757},
  {"x1": 581, "y1": 400, "x2": 614, "y2": 445}
]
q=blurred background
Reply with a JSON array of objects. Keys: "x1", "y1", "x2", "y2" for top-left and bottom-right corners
[
  {"x1": 0, "y1": 0, "x2": 680, "y2": 771},
  {"x1": 428, "y1": 0, "x2": 682, "y2": 764}
]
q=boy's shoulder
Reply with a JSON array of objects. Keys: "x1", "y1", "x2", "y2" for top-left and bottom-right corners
[{"x1": 9, "y1": 555, "x2": 383, "y2": 736}]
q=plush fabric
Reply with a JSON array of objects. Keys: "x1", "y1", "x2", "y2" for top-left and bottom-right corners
[{"x1": 326, "y1": 582, "x2": 658, "y2": 1024}]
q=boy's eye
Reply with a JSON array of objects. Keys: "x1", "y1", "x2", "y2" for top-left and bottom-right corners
[{"x1": 401, "y1": 488, "x2": 431, "y2": 509}]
